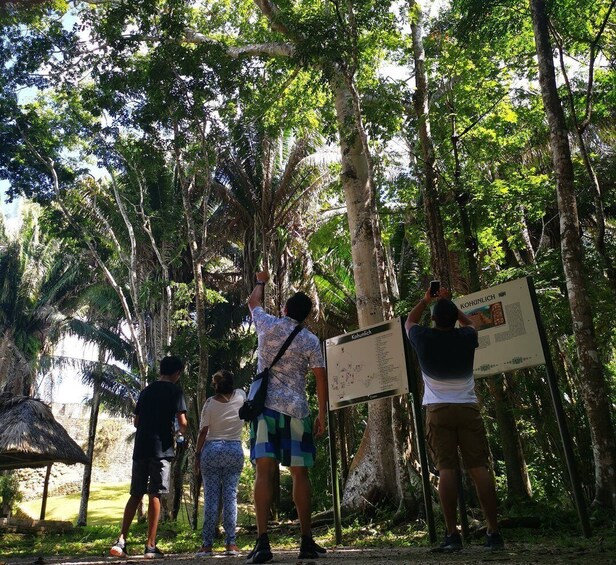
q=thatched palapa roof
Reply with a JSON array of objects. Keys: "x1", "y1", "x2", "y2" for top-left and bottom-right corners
[{"x1": 0, "y1": 394, "x2": 89, "y2": 469}]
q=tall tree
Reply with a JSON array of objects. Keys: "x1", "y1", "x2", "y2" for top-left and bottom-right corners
[
  {"x1": 423, "y1": 6, "x2": 535, "y2": 502},
  {"x1": 204, "y1": 0, "x2": 412, "y2": 511},
  {"x1": 215, "y1": 124, "x2": 333, "y2": 305},
  {"x1": 549, "y1": 0, "x2": 616, "y2": 286},
  {"x1": 529, "y1": 0, "x2": 616, "y2": 509},
  {"x1": 408, "y1": 0, "x2": 450, "y2": 285}
]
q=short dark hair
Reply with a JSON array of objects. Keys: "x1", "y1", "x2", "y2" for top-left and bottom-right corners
[
  {"x1": 212, "y1": 369, "x2": 234, "y2": 394},
  {"x1": 432, "y1": 298, "x2": 459, "y2": 329},
  {"x1": 160, "y1": 356, "x2": 184, "y2": 376},
  {"x1": 285, "y1": 291, "x2": 312, "y2": 323}
]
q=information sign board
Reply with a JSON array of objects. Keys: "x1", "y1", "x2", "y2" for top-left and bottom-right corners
[
  {"x1": 325, "y1": 318, "x2": 409, "y2": 410},
  {"x1": 453, "y1": 277, "x2": 545, "y2": 377}
]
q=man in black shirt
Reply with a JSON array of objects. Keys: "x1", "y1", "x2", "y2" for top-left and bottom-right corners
[
  {"x1": 110, "y1": 356, "x2": 188, "y2": 559},
  {"x1": 406, "y1": 286, "x2": 503, "y2": 551}
]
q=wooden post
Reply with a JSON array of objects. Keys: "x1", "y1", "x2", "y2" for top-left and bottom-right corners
[{"x1": 40, "y1": 463, "x2": 52, "y2": 521}]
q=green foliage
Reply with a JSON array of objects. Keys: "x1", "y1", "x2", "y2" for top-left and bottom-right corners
[
  {"x1": 0, "y1": 472, "x2": 22, "y2": 515},
  {"x1": 2, "y1": 0, "x2": 616, "y2": 527},
  {"x1": 0, "y1": 204, "x2": 96, "y2": 393}
]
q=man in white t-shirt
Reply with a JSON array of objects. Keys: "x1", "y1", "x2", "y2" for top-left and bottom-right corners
[
  {"x1": 245, "y1": 271, "x2": 328, "y2": 564},
  {"x1": 406, "y1": 285, "x2": 503, "y2": 552}
]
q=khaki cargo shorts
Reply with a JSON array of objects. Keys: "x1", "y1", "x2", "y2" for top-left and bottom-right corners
[{"x1": 425, "y1": 403, "x2": 490, "y2": 470}]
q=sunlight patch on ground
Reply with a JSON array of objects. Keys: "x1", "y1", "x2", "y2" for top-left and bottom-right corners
[{"x1": 18, "y1": 483, "x2": 130, "y2": 525}]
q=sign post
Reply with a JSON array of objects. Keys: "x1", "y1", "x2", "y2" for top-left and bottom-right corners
[
  {"x1": 325, "y1": 317, "x2": 436, "y2": 544},
  {"x1": 325, "y1": 403, "x2": 343, "y2": 545},
  {"x1": 453, "y1": 276, "x2": 590, "y2": 537},
  {"x1": 526, "y1": 278, "x2": 591, "y2": 537},
  {"x1": 324, "y1": 275, "x2": 590, "y2": 543}
]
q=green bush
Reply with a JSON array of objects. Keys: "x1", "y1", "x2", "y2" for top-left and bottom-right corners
[
  {"x1": 0, "y1": 471, "x2": 22, "y2": 517},
  {"x1": 238, "y1": 459, "x2": 255, "y2": 504}
]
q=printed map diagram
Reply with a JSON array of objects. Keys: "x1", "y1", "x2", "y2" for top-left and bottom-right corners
[
  {"x1": 329, "y1": 357, "x2": 368, "y2": 401},
  {"x1": 325, "y1": 319, "x2": 410, "y2": 410}
]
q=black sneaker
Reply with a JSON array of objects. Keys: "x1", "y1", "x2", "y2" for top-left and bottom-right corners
[
  {"x1": 431, "y1": 530, "x2": 463, "y2": 552},
  {"x1": 484, "y1": 531, "x2": 505, "y2": 550},
  {"x1": 110, "y1": 539, "x2": 127, "y2": 557},
  {"x1": 298, "y1": 535, "x2": 327, "y2": 559},
  {"x1": 144, "y1": 546, "x2": 164, "y2": 559},
  {"x1": 245, "y1": 534, "x2": 272, "y2": 564}
]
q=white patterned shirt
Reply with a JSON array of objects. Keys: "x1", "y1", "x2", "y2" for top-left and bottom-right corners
[{"x1": 252, "y1": 306, "x2": 325, "y2": 419}]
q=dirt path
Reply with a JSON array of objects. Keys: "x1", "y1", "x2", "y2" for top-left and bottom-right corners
[{"x1": 3, "y1": 542, "x2": 616, "y2": 565}]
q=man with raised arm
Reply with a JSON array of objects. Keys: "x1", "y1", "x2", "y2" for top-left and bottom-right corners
[
  {"x1": 246, "y1": 270, "x2": 328, "y2": 564},
  {"x1": 405, "y1": 286, "x2": 504, "y2": 552}
]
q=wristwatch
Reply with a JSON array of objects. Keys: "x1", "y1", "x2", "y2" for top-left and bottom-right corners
[{"x1": 255, "y1": 281, "x2": 265, "y2": 286}]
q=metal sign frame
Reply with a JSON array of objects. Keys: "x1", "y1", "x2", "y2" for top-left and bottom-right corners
[{"x1": 323, "y1": 276, "x2": 590, "y2": 546}]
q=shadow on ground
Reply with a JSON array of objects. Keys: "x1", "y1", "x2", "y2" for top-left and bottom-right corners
[{"x1": 3, "y1": 542, "x2": 616, "y2": 565}]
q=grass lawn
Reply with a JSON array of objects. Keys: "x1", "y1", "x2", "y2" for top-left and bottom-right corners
[
  {"x1": 17, "y1": 482, "x2": 257, "y2": 530},
  {"x1": 2, "y1": 482, "x2": 265, "y2": 558},
  {"x1": 6, "y1": 483, "x2": 613, "y2": 561},
  {"x1": 18, "y1": 483, "x2": 132, "y2": 526}
]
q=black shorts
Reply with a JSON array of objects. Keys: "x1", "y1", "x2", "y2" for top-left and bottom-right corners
[{"x1": 130, "y1": 458, "x2": 171, "y2": 497}]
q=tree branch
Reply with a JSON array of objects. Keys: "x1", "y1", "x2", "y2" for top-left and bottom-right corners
[
  {"x1": 580, "y1": 0, "x2": 616, "y2": 130},
  {"x1": 254, "y1": 0, "x2": 293, "y2": 36},
  {"x1": 228, "y1": 43, "x2": 295, "y2": 58}
]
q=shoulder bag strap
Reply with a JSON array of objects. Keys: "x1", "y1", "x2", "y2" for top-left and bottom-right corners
[{"x1": 268, "y1": 324, "x2": 303, "y2": 370}]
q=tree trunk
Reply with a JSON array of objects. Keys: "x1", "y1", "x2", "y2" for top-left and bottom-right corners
[
  {"x1": 329, "y1": 70, "x2": 402, "y2": 512},
  {"x1": 556, "y1": 39, "x2": 616, "y2": 289},
  {"x1": 136, "y1": 174, "x2": 174, "y2": 357},
  {"x1": 450, "y1": 122, "x2": 480, "y2": 292},
  {"x1": 177, "y1": 137, "x2": 215, "y2": 521},
  {"x1": 410, "y1": 3, "x2": 450, "y2": 285},
  {"x1": 530, "y1": 0, "x2": 616, "y2": 510},
  {"x1": 170, "y1": 441, "x2": 188, "y2": 520},
  {"x1": 108, "y1": 172, "x2": 150, "y2": 384},
  {"x1": 0, "y1": 332, "x2": 14, "y2": 392},
  {"x1": 177, "y1": 141, "x2": 211, "y2": 406},
  {"x1": 77, "y1": 379, "x2": 102, "y2": 526},
  {"x1": 191, "y1": 462, "x2": 202, "y2": 530},
  {"x1": 452, "y1": 170, "x2": 532, "y2": 502},
  {"x1": 486, "y1": 375, "x2": 532, "y2": 503}
]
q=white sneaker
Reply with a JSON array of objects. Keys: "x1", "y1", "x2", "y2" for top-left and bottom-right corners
[{"x1": 109, "y1": 539, "x2": 127, "y2": 558}]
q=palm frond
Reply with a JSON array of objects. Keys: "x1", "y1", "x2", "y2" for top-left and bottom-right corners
[
  {"x1": 39, "y1": 355, "x2": 140, "y2": 417},
  {"x1": 81, "y1": 362, "x2": 140, "y2": 417},
  {"x1": 65, "y1": 319, "x2": 133, "y2": 363}
]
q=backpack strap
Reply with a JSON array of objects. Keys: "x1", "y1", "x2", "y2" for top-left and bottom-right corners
[{"x1": 268, "y1": 324, "x2": 303, "y2": 369}]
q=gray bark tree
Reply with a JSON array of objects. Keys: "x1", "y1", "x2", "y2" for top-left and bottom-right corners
[
  {"x1": 218, "y1": 0, "x2": 413, "y2": 513},
  {"x1": 410, "y1": 1, "x2": 451, "y2": 285},
  {"x1": 530, "y1": 0, "x2": 616, "y2": 510},
  {"x1": 77, "y1": 379, "x2": 102, "y2": 526}
]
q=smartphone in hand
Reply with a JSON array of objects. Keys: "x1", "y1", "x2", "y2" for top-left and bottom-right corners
[{"x1": 429, "y1": 280, "x2": 441, "y2": 297}]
